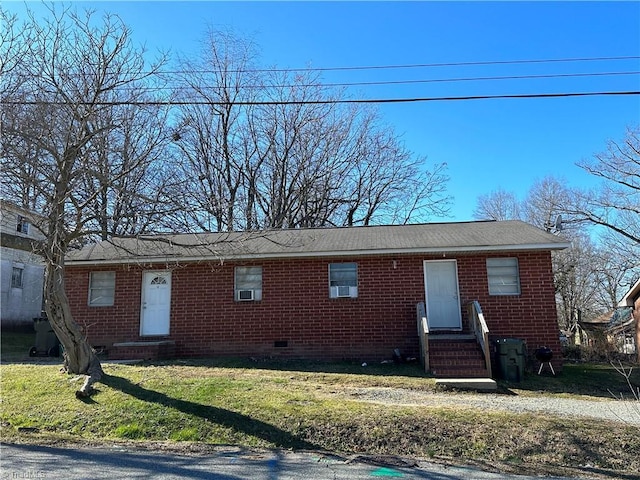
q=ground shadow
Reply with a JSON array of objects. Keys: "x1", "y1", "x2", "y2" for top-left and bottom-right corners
[
  {"x1": 103, "y1": 374, "x2": 319, "y2": 450},
  {"x1": 496, "y1": 362, "x2": 640, "y2": 400},
  {"x1": 138, "y1": 357, "x2": 431, "y2": 379},
  {"x1": 3, "y1": 443, "x2": 243, "y2": 480}
]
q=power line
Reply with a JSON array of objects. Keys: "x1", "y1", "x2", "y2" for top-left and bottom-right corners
[
  {"x1": 14, "y1": 55, "x2": 640, "y2": 79},
  {"x1": 32, "y1": 70, "x2": 635, "y2": 95},
  {"x1": 165, "y1": 71, "x2": 640, "y2": 91},
  {"x1": 4, "y1": 91, "x2": 639, "y2": 106},
  {"x1": 165, "y1": 55, "x2": 640, "y2": 75}
]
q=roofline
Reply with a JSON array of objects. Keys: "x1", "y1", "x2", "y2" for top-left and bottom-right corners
[
  {"x1": 618, "y1": 277, "x2": 640, "y2": 307},
  {"x1": 65, "y1": 241, "x2": 571, "y2": 266},
  {"x1": 0, "y1": 198, "x2": 45, "y2": 220}
]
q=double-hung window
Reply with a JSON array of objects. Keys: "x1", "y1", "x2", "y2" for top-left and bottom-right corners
[
  {"x1": 89, "y1": 271, "x2": 116, "y2": 306},
  {"x1": 16, "y1": 215, "x2": 30, "y2": 235},
  {"x1": 235, "y1": 266, "x2": 262, "y2": 301},
  {"x1": 329, "y1": 263, "x2": 358, "y2": 298},
  {"x1": 11, "y1": 267, "x2": 23, "y2": 288},
  {"x1": 486, "y1": 258, "x2": 521, "y2": 295}
]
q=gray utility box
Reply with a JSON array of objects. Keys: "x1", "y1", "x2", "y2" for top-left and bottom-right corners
[
  {"x1": 30, "y1": 317, "x2": 60, "y2": 357},
  {"x1": 495, "y1": 338, "x2": 525, "y2": 382}
]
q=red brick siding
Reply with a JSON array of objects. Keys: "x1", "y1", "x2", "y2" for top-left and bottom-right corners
[
  {"x1": 65, "y1": 250, "x2": 561, "y2": 365},
  {"x1": 457, "y1": 252, "x2": 562, "y2": 367}
]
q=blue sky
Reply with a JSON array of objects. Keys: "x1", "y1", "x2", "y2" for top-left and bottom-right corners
[{"x1": 7, "y1": 1, "x2": 640, "y2": 222}]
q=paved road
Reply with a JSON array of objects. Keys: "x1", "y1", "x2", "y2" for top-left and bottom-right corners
[{"x1": 0, "y1": 443, "x2": 578, "y2": 480}]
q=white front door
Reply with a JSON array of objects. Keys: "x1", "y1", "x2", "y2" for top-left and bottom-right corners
[
  {"x1": 140, "y1": 271, "x2": 172, "y2": 336},
  {"x1": 423, "y1": 260, "x2": 462, "y2": 330}
]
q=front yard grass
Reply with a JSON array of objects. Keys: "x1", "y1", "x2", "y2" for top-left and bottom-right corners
[{"x1": 1, "y1": 355, "x2": 639, "y2": 479}]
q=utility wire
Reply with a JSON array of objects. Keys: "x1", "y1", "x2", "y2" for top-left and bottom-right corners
[
  {"x1": 4, "y1": 91, "x2": 639, "y2": 106},
  {"x1": 12, "y1": 70, "x2": 638, "y2": 95},
  {"x1": 163, "y1": 71, "x2": 640, "y2": 91},
  {"x1": 163, "y1": 55, "x2": 640, "y2": 75},
  {"x1": 14, "y1": 55, "x2": 639, "y2": 78}
]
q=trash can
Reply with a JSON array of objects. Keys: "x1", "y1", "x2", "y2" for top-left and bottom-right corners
[
  {"x1": 495, "y1": 338, "x2": 525, "y2": 382},
  {"x1": 29, "y1": 317, "x2": 60, "y2": 357}
]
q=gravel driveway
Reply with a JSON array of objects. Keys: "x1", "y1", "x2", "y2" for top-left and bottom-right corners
[{"x1": 341, "y1": 387, "x2": 640, "y2": 426}]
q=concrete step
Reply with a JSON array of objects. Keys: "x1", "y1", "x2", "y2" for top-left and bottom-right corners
[{"x1": 435, "y1": 378, "x2": 497, "y2": 391}]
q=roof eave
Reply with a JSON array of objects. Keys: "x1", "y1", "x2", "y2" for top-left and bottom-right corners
[
  {"x1": 65, "y1": 242, "x2": 571, "y2": 266},
  {"x1": 618, "y1": 278, "x2": 640, "y2": 307}
]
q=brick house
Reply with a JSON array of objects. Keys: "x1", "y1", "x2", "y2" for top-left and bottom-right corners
[{"x1": 64, "y1": 220, "x2": 569, "y2": 377}]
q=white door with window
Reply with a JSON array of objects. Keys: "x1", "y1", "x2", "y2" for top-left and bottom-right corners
[
  {"x1": 140, "y1": 271, "x2": 172, "y2": 336},
  {"x1": 423, "y1": 260, "x2": 462, "y2": 330}
]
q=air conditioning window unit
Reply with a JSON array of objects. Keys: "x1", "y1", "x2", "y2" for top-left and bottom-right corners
[
  {"x1": 237, "y1": 289, "x2": 254, "y2": 301},
  {"x1": 331, "y1": 285, "x2": 357, "y2": 298},
  {"x1": 337, "y1": 285, "x2": 351, "y2": 297}
]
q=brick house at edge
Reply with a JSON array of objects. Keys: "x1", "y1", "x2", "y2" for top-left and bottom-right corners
[{"x1": 64, "y1": 220, "x2": 570, "y2": 375}]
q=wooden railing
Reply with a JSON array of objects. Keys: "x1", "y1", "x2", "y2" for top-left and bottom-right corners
[
  {"x1": 467, "y1": 300, "x2": 492, "y2": 378},
  {"x1": 416, "y1": 302, "x2": 430, "y2": 372}
]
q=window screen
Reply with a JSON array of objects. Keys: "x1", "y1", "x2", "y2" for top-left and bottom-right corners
[
  {"x1": 89, "y1": 271, "x2": 116, "y2": 306},
  {"x1": 486, "y1": 258, "x2": 520, "y2": 295},
  {"x1": 329, "y1": 263, "x2": 358, "y2": 298},
  {"x1": 235, "y1": 266, "x2": 262, "y2": 301}
]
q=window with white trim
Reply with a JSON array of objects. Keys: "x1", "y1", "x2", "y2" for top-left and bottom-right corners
[
  {"x1": 11, "y1": 267, "x2": 23, "y2": 288},
  {"x1": 329, "y1": 263, "x2": 358, "y2": 298},
  {"x1": 486, "y1": 258, "x2": 521, "y2": 295},
  {"x1": 89, "y1": 271, "x2": 116, "y2": 306},
  {"x1": 235, "y1": 266, "x2": 262, "y2": 301}
]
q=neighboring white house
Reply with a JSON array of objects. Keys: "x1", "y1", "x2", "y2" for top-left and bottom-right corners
[{"x1": 0, "y1": 199, "x2": 45, "y2": 328}]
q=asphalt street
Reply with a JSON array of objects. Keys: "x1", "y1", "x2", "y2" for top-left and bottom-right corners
[{"x1": 0, "y1": 443, "x2": 578, "y2": 480}]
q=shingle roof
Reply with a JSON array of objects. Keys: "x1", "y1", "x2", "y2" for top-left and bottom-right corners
[{"x1": 65, "y1": 220, "x2": 570, "y2": 265}]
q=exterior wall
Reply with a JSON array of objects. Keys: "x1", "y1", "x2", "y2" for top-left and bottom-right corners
[
  {"x1": 0, "y1": 202, "x2": 45, "y2": 328},
  {"x1": 635, "y1": 297, "x2": 640, "y2": 362},
  {"x1": 65, "y1": 250, "x2": 562, "y2": 366},
  {"x1": 457, "y1": 252, "x2": 561, "y2": 349}
]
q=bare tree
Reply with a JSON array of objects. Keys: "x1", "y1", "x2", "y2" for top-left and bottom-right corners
[
  {"x1": 340, "y1": 119, "x2": 449, "y2": 226},
  {"x1": 592, "y1": 234, "x2": 639, "y2": 311},
  {"x1": 570, "y1": 126, "x2": 640, "y2": 245},
  {"x1": 1, "y1": 5, "x2": 166, "y2": 396},
  {"x1": 522, "y1": 176, "x2": 576, "y2": 232},
  {"x1": 80, "y1": 97, "x2": 173, "y2": 240},
  {"x1": 170, "y1": 28, "x2": 259, "y2": 232},
  {"x1": 0, "y1": 9, "x2": 30, "y2": 87},
  {"x1": 552, "y1": 232, "x2": 601, "y2": 338},
  {"x1": 249, "y1": 69, "x2": 354, "y2": 228},
  {"x1": 473, "y1": 188, "x2": 521, "y2": 221},
  {"x1": 568, "y1": 127, "x2": 640, "y2": 361},
  {"x1": 169, "y1": 29, "x2": 450, "y2": 232},
  {"x1": 472, "y1": 177, "x2": 603, "y2": 338}
]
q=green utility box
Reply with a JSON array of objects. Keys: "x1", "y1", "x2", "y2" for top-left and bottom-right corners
[
  {"x1": 495, "y1": 338, "x2": 525, "y2": 382},
  {"x1": 30, "y1": 317, "x2": 60, "y2": 357}
]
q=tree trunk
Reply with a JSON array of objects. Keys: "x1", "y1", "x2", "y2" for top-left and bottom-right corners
[
  {"x1": 44, "y1": 261, "x2": 103, "y2": 397},
  {"x1": 44, "y1": 184, "x2": 103, "y2": 397}
]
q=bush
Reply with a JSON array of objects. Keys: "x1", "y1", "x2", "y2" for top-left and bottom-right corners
[{"x1": 562, "y1": 344, "x2": 582, "y2": 361}]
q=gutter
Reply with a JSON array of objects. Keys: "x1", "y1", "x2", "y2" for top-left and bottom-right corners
[{"x1": 65, "y1": 241, "x2": 572, "y2": 266}]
